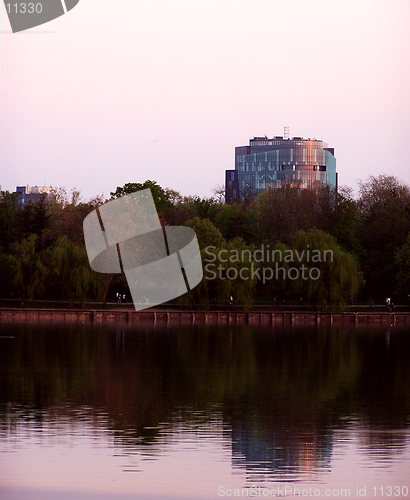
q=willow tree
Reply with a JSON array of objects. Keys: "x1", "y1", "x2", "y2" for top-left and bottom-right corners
[
  {"x1": 289, "y1": 229, "x2": 363, "y2": 309},
  {"x1": 186, "y1": 237, "x2": 257, "y2": 310},
  {"x1": 45, "y1": 236, "x2": 105, "y2": 306},
  {"x1": 0, "y1": 234, "x2": 47, "y2": 305},
  {"x1": 395, "y1": 232, "x2": 410, "y2": 299},
  {"x1": 176, "y1": 217, "x2": 224, "y2": 308}
]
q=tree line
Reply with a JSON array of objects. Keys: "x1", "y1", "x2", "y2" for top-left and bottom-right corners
[{"x1": 1, "y1": 176, "x2": 410, "y2": 308}]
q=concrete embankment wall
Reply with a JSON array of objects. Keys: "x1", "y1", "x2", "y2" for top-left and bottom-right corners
[{"x1": 0, "y1": 308, "x2": 409, "y2": 327}]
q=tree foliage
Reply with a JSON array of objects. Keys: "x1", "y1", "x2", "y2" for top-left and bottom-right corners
[
  {"x1": 395, "y1": 233, "x2": 410, "y2": 297},
  {"x1": 327, "y1": 187, "x2": 361, "y2": 256},
  {"x1": 215, "y1": 203, "x2": 254, "y2": 243},
  {"x1": 357, "y1": 175, "x2": 410, "y2": 296},
  {"x1": 1, "y1": 175, "x2": 409, "y2": 306},
  {"x1": 0, "y1": 189, "x2": 106, "y2": 304},
  {"x1": 185, "y1": 217, "x2": 224, "y2": 249},
  {"x1": 0, "y1": 190, "x2": 21, "y2": 251},
  {"x1": 110, "y1": 180, "x2": 172, "y2": 218},
  {"x1": 253, "y1": 184, "x2": 335, "y2": 244},
  {"x1": 0, "y1": 234, "x2": 47, "y2": 304},
  {"x1": 45, "y1": 236, "x2": 105, "y2": 305},
  {"x1": 190, "y1": 237, "x2": 257, "y2": 309},
  {"x1": 289, "y1": 229, "x2": 363, "y2": 308}
]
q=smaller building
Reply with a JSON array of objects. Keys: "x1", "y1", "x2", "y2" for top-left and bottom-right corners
[{"x1": 15, "y1": 185, "x2": 51, "y2": 204}]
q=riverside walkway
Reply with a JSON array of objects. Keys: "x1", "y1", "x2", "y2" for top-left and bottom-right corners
[{"x1": 0, "y1": 307, "x2": 409, "y2": 327}]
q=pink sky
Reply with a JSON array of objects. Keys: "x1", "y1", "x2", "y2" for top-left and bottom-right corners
[{"x1": 1, "y1": 0, "x2": 409, "y2": 201}]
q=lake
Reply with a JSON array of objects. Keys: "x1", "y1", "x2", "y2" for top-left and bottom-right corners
[{"x1": 0, "y1": 322, "x2": 409, "y2": 499}]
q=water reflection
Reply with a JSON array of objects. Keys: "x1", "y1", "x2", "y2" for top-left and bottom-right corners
[{"x1": 0, "y1": 323, "x2": 409, "y2": 497}]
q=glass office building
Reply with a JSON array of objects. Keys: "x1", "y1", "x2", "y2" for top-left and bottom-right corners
[{"x1": 225, "y1": 135, "x2": 337, "y2": 202}]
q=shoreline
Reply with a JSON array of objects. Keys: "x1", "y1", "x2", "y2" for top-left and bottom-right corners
[{"x1": 0, "y1": 307, "x2": 408, "y2": 327}]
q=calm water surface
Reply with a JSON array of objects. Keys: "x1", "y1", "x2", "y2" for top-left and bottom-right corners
[{"x1": 0, "y1": 323, "x2": 409, "y2": 499}]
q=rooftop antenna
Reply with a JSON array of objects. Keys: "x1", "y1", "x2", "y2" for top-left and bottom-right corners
[{"x1": 284, "y1": 126, "x2": 290, "y2": 139}]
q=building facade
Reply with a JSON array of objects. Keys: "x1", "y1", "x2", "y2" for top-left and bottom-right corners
[
  {"x1": 225, "y1": 135, "x2": 337, "y2": 203},
  {"x1": 15, "y1": 185, "x2": 51, "y2": 204}
]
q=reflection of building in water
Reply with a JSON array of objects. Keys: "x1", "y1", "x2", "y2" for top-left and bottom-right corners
[
  {"x1": 227, "y1": 412, "x2": 333, "y2": 480},
  {"x1": 355, "y1": 427, "x2": 410, "y2": 463}
]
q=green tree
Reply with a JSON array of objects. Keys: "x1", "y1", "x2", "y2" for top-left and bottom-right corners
[
  {"x1": 394, "y1": 232, "x2": 410, "y2": 299},
  {"x1": 42, "y1": 188, "x2": 102, "y2": 247},
  {"x1": 253, "y1": 184, "x2": 334, "y2": 245},
  {"x1": 16, "y1": 196, "x2": 50, "y2": 245},
  {"x1": 328, "y1": 186, "x2": 361, "y2": 257},
  {"x1": 192, "y1": 196, "x2": 221, "y2": 223},
  {"x1": 166, "y1": 194, "x2": 221, "y2": 226},
  {"x1": 185, "y1": 217, "x2": 224, "y2": 250},
  {"x1": 45, "y1": 236, "x2": 104, "y2": 306},
  {"x1": 289, "y1": 229, "x2": 363, "y2": 309},
  {"x1": 215, "y1": 203, "x2": 254, "y2": 243},
  {"x1": 0, "y1": 190, "x2": 21, "y2": 252},
  {"x1": 110, "y1": 180, "x2": 172, "y2": 219},
  {"x1": 357, "y1": 175, "x2": 410, "y2": 297},
  {"x1": 0, "y1": 234, "x2": 47, "y2": 304},
  {"x1": 253, "y1": 241, "x2": 291, "y2": 303},
  {"x1": 192, "y1": 237, "x2": 257, "y2": 309}
]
